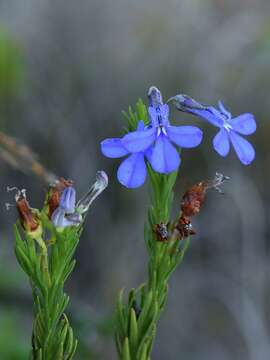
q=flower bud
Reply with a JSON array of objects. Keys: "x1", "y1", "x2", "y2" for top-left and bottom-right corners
[{"x1": 168, "y1": 94, "x2": 207, "y2": 112}]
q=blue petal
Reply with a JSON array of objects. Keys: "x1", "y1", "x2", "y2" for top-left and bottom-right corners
[
  {"x1": 228, "y1": 113, "x2": 256, "y2": 135},
  {"x1": 213, "y1": 128, "x2": 230, "y2": 157},
  {"x1": 137, "y1": 120, "x2": 145, "y2": 131},
  {"x1": 101, "y1": 138, "x2": 129, "y2": 158},
  {"x1": 145, "y1": 146, "x2": 153, "y2": 163},
  {"x1": 188, "y1": 107, "x2": 224, "y2": 127},
  {"x1": 229, "y1": 131, "x2": 255, "y2": 165},
  {"x1": 167, "y1": 125, "x2": 203, "y2": 148},
  {"x1": 150, "y1": 134, "x2": 180, "y2": 174},
  {"x1": 121, "y1": 127, "x2": 156, "y2": 153},
  {"x1": 60, "y1": 187, "x2": 76, "y2": 213},
  {"x1": 117, "y1": 153, "x2": 147, "y2": 188}
]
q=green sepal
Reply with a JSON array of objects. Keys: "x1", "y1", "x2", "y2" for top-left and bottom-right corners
[
  {"x1": 117, "y1": 289, "x2": 128, "y2": 338},
  {"x1": 129, "y1": 308, "x2": 138, "y2": 356},
  {"x1": 122, "y1": 99, "x2": 149, "y2": 133},
  {"x1": 13, "y1": 211, "x2": 82, "y2": 359},
  {"x1": 137, "y1": 290, "x2": 154, "y2": 336},
  {"x1": 122, "y1": 337, "x2": 131, "y2": 360},
  {"x1": 55, "y1": 341, "x2": 64, "y2": 360}
]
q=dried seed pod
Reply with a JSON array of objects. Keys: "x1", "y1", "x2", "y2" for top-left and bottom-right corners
[
  {"x1": 181, "y1": 182, "x2": 207, "y2": 218},
  {"x1": 176, "y1": 173, "x2": 229, "y2": 240},
  {"x1": 175, "y1": 216, "x2": 196, "y2": 239},
  {"x1": 181, "y1": 172, "x2": 229, "y2": 218},
  {"x1": 15, "y1": 189, "x2": 41, "y2": 237}
]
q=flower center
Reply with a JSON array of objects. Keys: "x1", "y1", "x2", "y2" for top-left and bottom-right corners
[
  {"x1": 157, "y1": 125, "x2": 167, "y2": 137},
  {"x1": 155, "y1": 106, "x2": 168, "y2": 136},
  {"x1": 223, "y1": 121, "x2": 233, "y2": 131}
]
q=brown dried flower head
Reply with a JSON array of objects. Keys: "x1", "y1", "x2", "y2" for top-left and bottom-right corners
[{"x1": 15, "y1": 189, "x2": 40, "y2": 233}]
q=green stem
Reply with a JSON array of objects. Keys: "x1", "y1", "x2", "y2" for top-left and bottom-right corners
[
  {"x1": 115, "y1": 170, "x2": 190, "y2": 360},
  {"x1": 14, "y1": 223, "x2": 79, "y2": 360}
]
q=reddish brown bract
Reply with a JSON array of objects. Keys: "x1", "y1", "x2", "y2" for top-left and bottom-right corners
[
  {"x1": 181, "y1": 181, "x2": 208, "y2": 217},
  {"x1": 176, "y1": 181, "x2": 208, "y2": 240},
  {"x1": 176, "y1": 173, "x2": 229, "y2": 240},
  {"x1": 175, "y1": 215, "x2": 196, "y2": 239},
  {"x1": 47, "y1": 177, "x2": 73, "y2": 218},
  {"x1": 16, "y1": 195, "x2": 39, "y2": 232}
]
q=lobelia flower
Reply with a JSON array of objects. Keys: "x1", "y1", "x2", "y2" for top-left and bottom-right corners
[
  {"x1": 170, "y1": 95, "x2": 256, "y2": 165},
  {"x1": 101, "y1": 87, "x2": 203, "y2": 188},
  {"x1": 122, "y1": 87, "x2": 203, "y2": 173},
  {"x1": 51, "y1": 171, "x2": 108, "y2": 228}
]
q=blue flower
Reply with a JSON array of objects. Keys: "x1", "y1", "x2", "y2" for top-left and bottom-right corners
[
  {"x1": 101, "y1": 87, "x2": 203, "y2": 188},
  {"x1": 123, "y1": 87, "x2": 203, "y2": 174},
  {"x1": 170, "y1": 95, "x2": 256, "y2": 165}
]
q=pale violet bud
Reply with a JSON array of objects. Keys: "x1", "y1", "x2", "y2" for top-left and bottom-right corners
[
  {"x1": 168, "y1": 94, "x2": 207, "y2": 112},
  {"x1": 148, "y1": 86, "x2": 163, "y2": 108},
  {"x1": 76, "y1": 170, "x2": 108, "y2": 215}
]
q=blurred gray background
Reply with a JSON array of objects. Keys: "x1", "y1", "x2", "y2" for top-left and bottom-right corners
[{"x1": 0, "y1": 0, "x2": 269, "y2": 359}]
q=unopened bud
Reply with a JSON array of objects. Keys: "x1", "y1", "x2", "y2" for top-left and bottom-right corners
[{"x1": 168, "y1": 94, "x2": 207, "y2": 112}]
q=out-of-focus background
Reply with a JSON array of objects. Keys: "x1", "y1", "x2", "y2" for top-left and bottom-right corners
[{"x1": 0, "y1": 0, "x2": 269, "y2": 359}]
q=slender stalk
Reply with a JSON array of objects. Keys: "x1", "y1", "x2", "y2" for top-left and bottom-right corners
[
  {"x1": 14, "y1": 219, "x2": 79, "y2": 359},
  {"x1": 115, "y1": 168, "x2": 190, "y2": 360}
]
